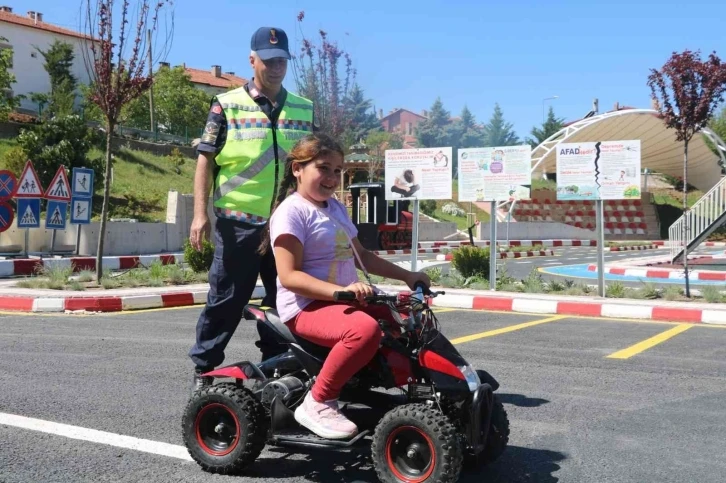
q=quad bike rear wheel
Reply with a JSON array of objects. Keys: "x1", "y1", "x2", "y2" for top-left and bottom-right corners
[
  {"x1": 182, "y1": 383, "x2": 267, "y2": 474},
  {"x1": 371, "y1": 403, "x2": 463, "y2": 483},
  {"x1": 463, "y1": 395, "x2": 510, "y2": 468}
]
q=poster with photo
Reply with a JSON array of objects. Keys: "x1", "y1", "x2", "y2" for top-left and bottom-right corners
[
  {"x1": 556, "y1": 140, "x2": 641, "y2": 200},
  {"x1": 458, "y1": 146, "x2": 532, "y2": 201},
  {"x1": 385, "y1": 147, "x2": 453, "y2": 200}
]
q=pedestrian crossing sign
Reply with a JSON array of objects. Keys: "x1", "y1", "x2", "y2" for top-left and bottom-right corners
[
  {"x1": 45, "y1": 166, "x2": 71, "y2": 201},
  {"x1": 70, "y1": 197, "x2": 92, "y2": 224},
  {"x1": 45, "y1": 200, "x2": 68, "y2": 229},
  {"x1": 17, "y1": 198, "x2": 40, "y2": 228},
  {"x1": 15, "y1": 160, "x2": 44, "y2": 198}
]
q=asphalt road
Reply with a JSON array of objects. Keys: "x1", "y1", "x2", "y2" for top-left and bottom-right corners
[{"x1": 1, "y1": 305, "x2": 725, "y2": 482}]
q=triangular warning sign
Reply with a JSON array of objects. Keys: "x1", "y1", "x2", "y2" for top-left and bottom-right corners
[
  {"x1": 21, "y1": 204, "x2": 37, "y2": 224},
  {"x1": 15, "y1": 160, "x2": 44, "y2": 198},
  {"x1": 45, "y1": 166, "x2": 71, "y2": 201}
]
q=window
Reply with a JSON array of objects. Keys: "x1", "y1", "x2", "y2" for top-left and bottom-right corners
[{"x1": 407, "y1": 122, "x2": 413, "y2": 136}]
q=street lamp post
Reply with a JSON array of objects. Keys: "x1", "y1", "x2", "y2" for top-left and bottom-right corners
[{"x1": 542, "y1": 96, "x2": 559, "y2": 123}]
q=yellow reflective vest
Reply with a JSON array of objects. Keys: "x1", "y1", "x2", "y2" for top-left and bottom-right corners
[{"x1": 213, "y1": 87, "x2": 314, "y2": 222}]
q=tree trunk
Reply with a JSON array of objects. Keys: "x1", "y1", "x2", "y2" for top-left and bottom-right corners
[
  {"x1": 96, "y1": 122, "x2": 115, "y2": 282},
  {"x1": 683, "y1": 140, "x2": 690, "y2": 298}
]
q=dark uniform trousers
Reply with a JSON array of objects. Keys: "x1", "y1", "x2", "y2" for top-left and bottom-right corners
[{"x1": 188, "y1": 216, "x2": 287, "y2": 369}]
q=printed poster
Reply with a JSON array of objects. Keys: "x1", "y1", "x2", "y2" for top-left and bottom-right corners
[
  {"x1": 556, "y1": 140, "x2": 641, "y2": 200},
  {"x1": 458, "y1": 146, "x2": 532, "y2": 202},
  {"x1": 385, "y1": 147, "x2": 453, "y2": 200}
]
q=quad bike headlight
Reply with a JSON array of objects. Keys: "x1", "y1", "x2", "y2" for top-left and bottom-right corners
[{"x1": 458, "y1": 364, "x2": 481, "y2": 392}]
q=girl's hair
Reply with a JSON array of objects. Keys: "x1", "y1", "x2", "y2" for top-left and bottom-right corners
[
  {"x1": 403, "y1": 169, "x2": 414, "y2": 183},
  {"x1": 258, "y1": 133, "x2": 344, "y2": 255}
]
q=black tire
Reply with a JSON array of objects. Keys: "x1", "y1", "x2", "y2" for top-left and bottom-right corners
[
  {"x1": 463, "y1": 395, "x2": 509, "y2": 468},
  {"x1": 182, "y1": 383, "x2": 267, "y2": 474},
  {"x1": 371, "y1": 403, "x2": 463, "y2": 483}
]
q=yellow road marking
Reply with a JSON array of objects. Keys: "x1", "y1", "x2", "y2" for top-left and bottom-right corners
[
  {"x1": 450, "y1": 315, "x2": 567, "y2": 345},
  {"x1": 431, "y1": 307, "x2": 460, "y2": 314},
  {"x1": 606, "y1": 324, "x2": 692, "y2": 359}
]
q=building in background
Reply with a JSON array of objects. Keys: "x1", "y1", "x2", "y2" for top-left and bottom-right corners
[
  {"x1": 160, "y1": 62, "x2": 248, "y2": 96},
  {"x1": 379, "y1": 108, "x2": 427, "y2": 148},
  {"x1": 0, "y1": 7, "x2": 96, "y2": 113}
]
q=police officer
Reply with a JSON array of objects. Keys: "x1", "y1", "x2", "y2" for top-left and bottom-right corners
[{"x1": 188, "y1": 26, "x2": 315, "y2": 391}]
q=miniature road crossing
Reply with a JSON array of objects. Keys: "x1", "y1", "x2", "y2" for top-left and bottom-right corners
[{"x1": 1, "y1": 306, "x2": 725, "y2": 482}]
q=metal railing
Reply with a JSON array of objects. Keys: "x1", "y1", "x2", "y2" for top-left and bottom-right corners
[{"x1": 669, "y1": 176, "x2": 726, "y2": 261}]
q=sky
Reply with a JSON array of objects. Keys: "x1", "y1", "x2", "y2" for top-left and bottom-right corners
[{"x1": 12, "y1": 0, "x2": 726, "y2": 139}]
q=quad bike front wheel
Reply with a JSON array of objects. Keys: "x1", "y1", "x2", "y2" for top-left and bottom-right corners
[
  {"x1": 371, "y1": 403, "x2": 463, "y2": 483},
  {"x1": 464, "y1": 395, "x2": 510, "y2": 468},
  {"x1": 182, "y1": 383, "x2": 268, "y2": 475}
]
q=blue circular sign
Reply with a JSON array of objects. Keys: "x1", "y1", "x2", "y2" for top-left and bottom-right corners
[
  {"x1": 0, "y1": 170, "x2": 17, "y2": 201},
  {"x1": 0, "y1": 200, "x2": 15, "y2": 233}
]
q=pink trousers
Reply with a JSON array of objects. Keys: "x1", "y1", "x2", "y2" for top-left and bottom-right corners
[{"x1": 286, "y1": 300, "x2": 395, "y2": 402}]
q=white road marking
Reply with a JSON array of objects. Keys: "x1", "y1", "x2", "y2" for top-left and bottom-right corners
[{"x1": 0, "y1": 412, "x2": 193, "y2": 461}]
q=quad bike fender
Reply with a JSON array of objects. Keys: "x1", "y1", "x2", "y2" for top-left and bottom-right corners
[
  {"x1": 202, "y1": 362, "x2": 267, "y2": 381},
  {"x1": 467, "y1": 383, "x2": 494, "y2": 453}
]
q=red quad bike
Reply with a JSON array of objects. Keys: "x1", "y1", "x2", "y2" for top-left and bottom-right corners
[{"x1": 182, "y1": 284, "x2": 509, "y2": 483}]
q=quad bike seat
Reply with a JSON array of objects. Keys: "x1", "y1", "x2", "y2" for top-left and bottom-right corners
[{"x1": 244, "y1": 305, "x2": 331, "y2": 359}]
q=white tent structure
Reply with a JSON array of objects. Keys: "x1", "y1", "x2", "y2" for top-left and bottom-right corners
[{"x1": 530, "y1": 108, "x2": 726, "y2": 192}]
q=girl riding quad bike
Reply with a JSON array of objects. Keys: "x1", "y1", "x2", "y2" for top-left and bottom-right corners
[{"x1": 182, "y1": 134, "x2": 509, "y2": 482}]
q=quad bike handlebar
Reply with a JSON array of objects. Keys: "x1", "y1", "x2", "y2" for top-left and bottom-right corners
[{"x1": 333, "y1": 282, "x2": 445, "y2": 303}]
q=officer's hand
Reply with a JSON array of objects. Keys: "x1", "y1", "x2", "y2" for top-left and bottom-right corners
[{"x1": 190, "y1": 215, "x2": 211, "y2": 251}]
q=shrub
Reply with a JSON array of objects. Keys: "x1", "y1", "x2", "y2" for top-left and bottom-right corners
[
  {"x1": 419, "y1": 199, "x2": 437, "y2": 216},
  {"x1": 17, "y1": 114, "x2": 103, "y2": 189},
  {"x1": 451, "y1": 246, "x2": 490, "y2": 279},
  {"x1": 606, "y1": 281, "x2": 626, "y2": 298},
  {"x1": 1, "y1": 146, "x2": 28, "y2": 174},
  {"x1": 442, "y1": 202, "x2": 466, "y2": 217},
  {"x1": 184, "y1": 239, "x2": 214, "y2": 273},
  {"x1": 168, "y1": 147, "x2": 186, "y2": 174}
]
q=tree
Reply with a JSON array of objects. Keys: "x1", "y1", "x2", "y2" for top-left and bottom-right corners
[
  {"x1": 448, "y1": 105, "x2": 485, "y2": 176},
  {"x1": 81, "y1": 0, "x2": 174, "y2": 281},
  {"x1": 0, "y1": 37, "x2": 21, "y2": 121},
  {"x1": 35, "y1": 40, "x2": 77, "y2": 117},
  {"x1": 526, "y1": 106, "x2": 564, "y2": 146},
  {"x1": 647, "y1": 49, "x2": 726, "y2": 297},
  {"x1": 415, "y1": 97, "x2": 451, "y2": 147},
  {"x1": 365, "y1": 130, "x2": 403, "y2": 181},
  {"x1": 343, "y1": 83, "x2": 381, "y2": 141},
  {"x1": 483, "y1": 103, "x2": 520, "y2": 146},
  {"x1": 121, "y1": 65, "x2": 211, "y2": 136},
  {"x1": 291, "y1": 11, "x2": 354, "y2": 140}
]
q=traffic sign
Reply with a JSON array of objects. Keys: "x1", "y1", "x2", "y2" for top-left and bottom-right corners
[
  {"x1": 15, "y1": 160, "x2": 43, "y2": 198},
  {"x1": 0, "y1": 200, "x2": 14, "y2": 233},
  {"x1": 45, "y1": 166, "x2": 71, "y2": 201},
  {"x1": 71, "y1": 167, "x2": 94, "y2": 198},
  {"x1": 17, "y1": 198, "x2": 40, "y2": 228},
  {"x1": 70, "y1": 197, "x2": 92, "y2": 224},
  {"x1": 45, "y1": 200, "x2": 68, "y2": 230},
  {"x1": 0, "y1": 170, "x2": 17, "y2": 200}
]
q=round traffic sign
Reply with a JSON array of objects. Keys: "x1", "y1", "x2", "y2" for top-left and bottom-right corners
[
  {"x1": 0, "y1": 200, "x2": 15, "y2": 233},
  {"x1": 0, "y1": 170, "x2": 18, "y2": 201}
]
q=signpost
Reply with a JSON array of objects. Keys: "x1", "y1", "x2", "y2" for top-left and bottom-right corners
[
  {"x1": 71, "y1": 168, "x2": 95, "y2": 255},
  {"x1": 44, "y1": 166, "x2": 71, "y2": 256},
  {"x1": 385, "y1": 147, "x2": 453, "y2": 271},
  {"x1": 556, "y1": 140, "x2": 642, "y2": 296},
  {"x1": 13, "y1": 160, "x2": 44, "y2": 257},
  {"x1": 459, "y1": 146, "x2": 533, "y2": 290}
]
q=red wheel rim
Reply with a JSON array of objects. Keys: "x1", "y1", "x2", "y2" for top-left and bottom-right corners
[
  {"x1": 195, "y1": 403, "x2": 241, "y2": 456},
  {"x1": 385, "y1": 425, "x2": 435, "y2": 482}
]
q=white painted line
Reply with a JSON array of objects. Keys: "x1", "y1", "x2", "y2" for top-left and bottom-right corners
[
  {"x1": 701, "y1": 310, "x2": 726, "y2": 325},
  {"x1": 0, "y1": 412, "x2": 192, "y2": 461},
  {"x1": 32, "y1": 298, "x2": 65, "y2": 312}
]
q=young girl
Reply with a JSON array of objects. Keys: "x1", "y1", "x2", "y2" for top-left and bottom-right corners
[{"x1": 260, "y1": 133, "x2": 430, "y2": 440}]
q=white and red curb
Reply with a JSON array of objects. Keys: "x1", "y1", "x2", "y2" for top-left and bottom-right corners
[
  {"x1": 587, "y1": 264, "x2": 726, "y2": 281},
  {"x1": 420, "y1": 240, "x2": 597, "y2": 248},
  {"x1": 1, "y1": 286, "x2": 724, "y2": 325},
  {"x1": 435, "y1": 250, "x2": 555, "y2": 261},
  {"x1": 373, "y1": 248, "x2": 443, "y2": 255},
  {"x1": 609, "y1": 245, "x2": 660, "y2": 251},
  {"x1": 0, "y1": 254, "x2": 183, "y2": 277}
]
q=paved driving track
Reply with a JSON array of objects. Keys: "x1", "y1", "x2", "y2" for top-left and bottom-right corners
[{"x1": 1, "y1": 305, "x2": 725, "y2": 482}]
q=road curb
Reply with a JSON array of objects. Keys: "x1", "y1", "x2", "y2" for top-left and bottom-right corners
[
  {"x1": 587, "y1": 264, "x2": 726, "y2": 281},
  {"x1": 420, "y1": 239, "x2": 597, "y2": 248},
  {"x1": 0, "y1": 254, "x2": 183, "y2": 277},
  {"x1": 435, "y1": 250, "x2": 555, "y2": 261},
  {"x1": 609, "y1": 245, "x2": 659, "y2": 251},
  {"x1": 373, "y1": 248, "x2": 443, "y2": 255}
]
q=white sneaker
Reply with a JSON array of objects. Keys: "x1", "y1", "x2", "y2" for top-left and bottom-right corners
[{"x1": 294, "y1": 391, "x2": 358, "y2": 440}]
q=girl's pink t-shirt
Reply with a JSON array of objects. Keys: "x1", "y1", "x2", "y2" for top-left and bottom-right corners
[{"x1": 269, "y1": 192, "x2": 359, "y2": 322}]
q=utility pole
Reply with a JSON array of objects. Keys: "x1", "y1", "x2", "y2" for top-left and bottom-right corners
[{"x1": 147, "y1": 29, "x2": 155, "y2": 134}]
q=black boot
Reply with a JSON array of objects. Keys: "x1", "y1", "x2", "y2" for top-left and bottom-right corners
[{"x1": 191, "y1": 366, "x2": 213, "y2": 395}]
